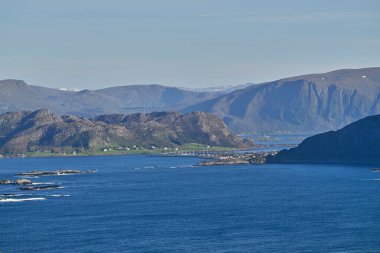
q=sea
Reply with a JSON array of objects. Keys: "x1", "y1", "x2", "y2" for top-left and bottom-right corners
[{"x1": 1, "y1": 135, "x2": 380, "y2": 252}]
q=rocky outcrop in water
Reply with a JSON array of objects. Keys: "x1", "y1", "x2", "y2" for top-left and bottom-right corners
[
  {"x1": 14, "y1": 179, "x2": 33, "y2": 185},
  {"x1": 16, "y1": 170, "x2": 96, "y2": 177},
  {"x1": 0, "y1": 169, "x2": 95, "y2": 203},
  {"x1": 197, "y1": 152, "x2": 275, "y2": 166},
  {"x1": 0, "y1": 179, "x2": 33, "y2": 185},
  {"x1": 0, "y1": 179, "x2": 12, "y2": 185},
  {"x1": 19, "y1": 185, "x2": 61, "y2": 191}
]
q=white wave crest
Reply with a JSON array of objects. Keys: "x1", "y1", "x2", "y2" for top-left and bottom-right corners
[
  {"x1": 0, "y1": 197, "x2": 46, "y2": 203},
  {"x1": 32, "y1": 182, "x2": 56, "y2": 185},
  {"x1": 50, "y1": 194, "x2": 70, "y2": 197}
]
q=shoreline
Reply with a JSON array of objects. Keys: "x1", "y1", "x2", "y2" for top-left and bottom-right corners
[
  {"x1": 3, "y1": 148, "x2": 377, "y2": 167},
  {"x1": 1, "y1": 151, "x2": 379, "y2": 168},
  {"x1": 0, "y1": 147, "x2": 244, "y2": 159}
]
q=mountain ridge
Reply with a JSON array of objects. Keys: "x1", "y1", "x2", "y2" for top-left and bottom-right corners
[
  {"x1": 0, "y1": 80, "x2": 224, "y2": 117},
  {"x1": 268, "y1": 113, "x2": 380, "y2": 164},
  {"x1": 183, "y1": 67, "x2": 380, "y2": 132},
  {"x1": 0, "y1": 109, "x2": 251, "y2": 154},
  {"x1": 2, "y1": 67, "x2": 380, "y2": 133}
]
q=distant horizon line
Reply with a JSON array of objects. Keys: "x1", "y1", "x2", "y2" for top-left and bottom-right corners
[{"x1": 1, "y1": 66, "x2": 379, "y2": 91}]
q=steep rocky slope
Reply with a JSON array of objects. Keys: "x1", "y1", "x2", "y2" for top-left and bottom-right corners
[
  {"x1": 183, "y1": 68, "x2": 380, "y2": 132},
  {"x1": 268, "y1": 114, "x2": 380, "y2": 164}
]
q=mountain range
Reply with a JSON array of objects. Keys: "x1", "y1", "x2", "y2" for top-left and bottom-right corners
[
  {"x1": 1, "y1": 67, "x2": 380, "y2": 133},
  {"x1": 0, "y1": 109, "x2": 250, "y2": 155},
  {"x1": 269, "y1": 114, "x2": 380, "y2": 164},
  {"x1": 183, "y1": 67, "x2": 380, "y2": 132},
  {"x1": 0, "y1": 80, "x2": 224, "y2": 117}
]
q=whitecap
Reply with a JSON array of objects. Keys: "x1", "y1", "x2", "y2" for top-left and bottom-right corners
[
  {"x1": 50, "y1": 194, "x2": 70, "y2": 197},
  {"x1": 31, "y1": 182, "x2": 56, "y2": 185},
  {"x1": 178, "y1": 165, "x2": 195, "y2": 168},
  {"x1": 0, "y1": 197, "x2": 46, "y2": 203}
]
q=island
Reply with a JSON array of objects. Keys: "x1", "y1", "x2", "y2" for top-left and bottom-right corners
[
  {"x1": 196, "y1": 152, "x2": 275, "y2": 166},
  {"x1": 0, "y1": 109, "x2": 252, "y2": 157},
  {"x1": 19, "y1": 185, "x2": 62, "y2": 191},
  {"x1": 16, "y1": 170, "x2": 96, "y2": 177}
]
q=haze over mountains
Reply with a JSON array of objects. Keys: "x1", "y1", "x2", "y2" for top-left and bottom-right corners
[
  {"x1": 1, "y1": 67, "x2": 379, "y2": 133},
  {"x1": 0, "y1": 80, "x2": 223, "y2": 117},
  {"x1": 184, "y1": 67, "x2": 380, "y2": 132}
]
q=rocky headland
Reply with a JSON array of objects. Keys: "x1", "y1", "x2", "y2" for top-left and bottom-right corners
[{"x1": 268, "y1": 114, "x2": 380, "y2": 164}]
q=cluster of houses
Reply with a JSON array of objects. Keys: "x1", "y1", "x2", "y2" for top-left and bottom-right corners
[{"x1": 101, "y1": 145, "x2": 181, "y2": 152}]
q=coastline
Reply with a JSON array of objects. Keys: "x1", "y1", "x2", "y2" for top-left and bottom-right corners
[{"x1": 0, "y1": 145, "x2": 239, "y2": 159}]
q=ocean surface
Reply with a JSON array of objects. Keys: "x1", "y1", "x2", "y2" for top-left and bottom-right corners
[
  {"x1": 241, "y1": 133, "x2": 313, "y2": 153},
  {"x1": 1, "y1": 155, "x2": 380, "y2": 252}
]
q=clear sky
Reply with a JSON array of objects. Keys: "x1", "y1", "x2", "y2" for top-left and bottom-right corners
[{"x1": 0, "y1": 0, "x2": 379, "y2": 89}]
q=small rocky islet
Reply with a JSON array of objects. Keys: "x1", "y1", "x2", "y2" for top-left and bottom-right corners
[
  {"x1": 0, "y1": 178, "x2": 33, "y2": 185},
  {"x1": 194, "y1": 151, "x2": 276, "y2": 166},
  {"x1": 0, "y1": 169, "x2": 95, "y2": 201},
  {"x1": 19, "y1": 185, "x2": 62, "y2": 191},
  {"x1": 16, "y1": 169, "x2": 96, "y2": 177}
]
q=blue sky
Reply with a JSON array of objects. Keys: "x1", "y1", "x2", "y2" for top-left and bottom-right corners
[{"x1": 0, "y1": 0, "x2": 379, "y2": 89}]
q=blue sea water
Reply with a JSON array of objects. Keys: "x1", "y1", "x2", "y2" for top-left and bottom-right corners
[
  {"x1": 240, "y1": 133, "x2": 313, "y2": 153},
  {"x1": 0, "y1": 155, "x2": 380, "y2": 252}
]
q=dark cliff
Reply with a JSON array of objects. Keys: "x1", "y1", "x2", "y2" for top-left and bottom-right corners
[{"x1": 268, "y1": 114, "x2": 380, "y2": 164}]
